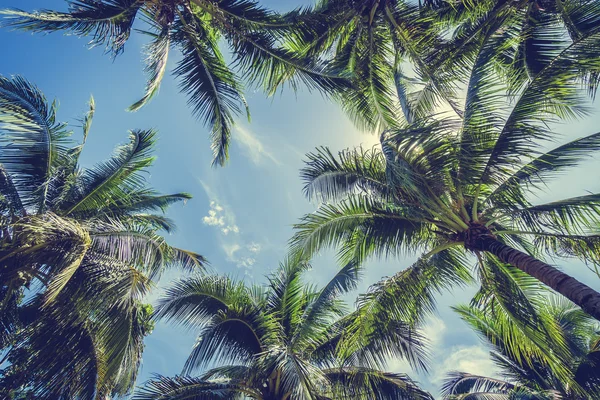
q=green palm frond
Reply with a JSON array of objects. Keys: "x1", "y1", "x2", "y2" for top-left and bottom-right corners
[
  {"x1": 183, "y1": 305, "x2": 265, "y2": 374},
  {"x1": 172, "y1": 13, "x2": 246, "y2": 167},
  {"x1": 324, "y1": 367, "x2": 434, "y2": 400},
  {"x1": 154, "y1": 275, "x2": 252, "y2": 329},
  {"x1": 487, "y1": 131, "x2": 600, "y2": 208},
  {"x1": 134, "y1": 375, "x2": 256, "y2": 400},
  {"x1": 441, "y1": 372, "x2": 514, "y2": 398},
  {"x1": 129, "y1": 23, "x2": 172, "y2": 112},
  {"x1": 291, "y1": 194, "x2": 431, "y2": 265},
  {"x1": 147, "y1": 257, "x2": 429, "y2": 399},
  {"x1": 302, "y1": 146, "x2": 389, "y2": 203},
  {"x1": 61, "y1": 129, "x2": 156, "y2": 216},
  {"x1": 0, "y1": 75, "x2": 72, "y2": 212},
  {"x1": 0, "y1": 0, "x2": 142, "y2": 56},
  {"x1": 0, "y1": 76, "x2": 203, "y2": 397},
  {"x1": 477, "y1": 31, "x2": 600, "y2": 187}
]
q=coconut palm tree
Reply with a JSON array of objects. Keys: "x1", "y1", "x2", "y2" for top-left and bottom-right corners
[
  {"x1": 290, "y1": 28, "x2": 600, "y2": 321},
  {"x1": 429, "y1": 0, "x2": 600, "y2": 91},
  {"x1": 135, "y1": 256, "x2": 433, "y2": 399},
  {"x1": 441, "y1": 293, "x2": 600, "y2": 399},
  {"x1": 0, "y1": 0, "x2": 346, "y2": 166},
  {"x1": 287, "y1": 0, "x2": 461, "y2": 130},
  {"x1": 0, "y1": 75, "x2": 206, "y2": 398}
]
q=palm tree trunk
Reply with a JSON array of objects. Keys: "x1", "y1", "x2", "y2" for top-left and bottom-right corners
[{"x1": 474, "y1": 236, "x2": 600, "y2": 321}]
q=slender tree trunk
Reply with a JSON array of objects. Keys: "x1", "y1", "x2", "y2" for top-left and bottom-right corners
[{"x1": 473, "y1": 236, "x2": 600, "y2": 321}]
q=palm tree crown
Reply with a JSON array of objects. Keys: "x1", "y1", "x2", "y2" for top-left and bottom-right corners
[
  {"x1": 291, "y1": 27, "x2": 600, "y2": 321},
  {"x1": 136, "y1": 256, "x2": 433, "y2": 399},
  {"x1": 0, "y1": 0, "x2": 346, "y2": 166},
  {"x1": 0, "y1": 75, "x2": 205, "y2": 399},
  {"x1": 431, "y1": 0, "x2": 600, "y2": 91},
  {"x1": 287, "y1": 0, "x2": 461, "y2": 130},
  {"x1": 442, "y1": 295, "x2": 600, "y2": 399}
]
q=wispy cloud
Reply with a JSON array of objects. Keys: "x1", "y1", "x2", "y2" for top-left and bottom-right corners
[
  {"x1": 202, "y1": 201, "x2": 239, "y2": 235},
  {"x1": 234, "y1": 125, "x2": 280, "y2": 165},
  {"x1": 198, "y1": 181, "x2": 262, "y2": 276},
  {"x1": 221, "y1": 242, "x2": 261, "y2": 276}
]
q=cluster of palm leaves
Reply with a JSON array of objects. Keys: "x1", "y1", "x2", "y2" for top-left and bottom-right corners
[
  {"x1": 0, "y1": 76, "x2": 206, "y2": 398},
  {"x1": 1, "y1": 0, "x2": 600, "y2": 399},
  {"x1": 136, "y1": 256, "x2": 434, "y2": 399}
]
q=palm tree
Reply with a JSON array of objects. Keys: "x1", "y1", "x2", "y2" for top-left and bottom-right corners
[
  {"x1": 287, "y1": 0, "x2": 461, "y2": 130},
  {"x1": 441, "y1": 294, "x2": 600, "y2": 399},
  {"x1": 135, "y1": 256, "x2": 433, "y2": 399},
  {"x1": 429, "y1": 0, "x2": 600, "y2": 91},
  {"x1": 290, "y1": 28, "x2": 600, "y2": 321},
  {"x1": 0, "y1": 0, "x2": 346, "y2": 166},
  {"x1": 0, "y1": 75, "x2": 205, "y2": 398}
]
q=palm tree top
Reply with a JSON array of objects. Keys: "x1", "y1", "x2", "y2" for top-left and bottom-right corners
[
  {"x1": 442, "y1": 295, "x2": 600, "y2": 399},
  {"x1": 137, "y1": 255, "x2": 434, "y2": 399},
  {"x1": 0, "y1": 74, "x2": 206, "y2": 398},
  {"x1": 291, "y1": 27, "x2": 600, "y2": 324}
]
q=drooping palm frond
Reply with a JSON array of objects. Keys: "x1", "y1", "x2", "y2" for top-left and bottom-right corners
[
  {"x1": 0, "y1": 75, "x2": 72, "y2": 213},
  {"x1": 1, "y1": 0, "x2": 351, "y2": 166},
  {"x1": 293, "y1": 15, "x2": 600, "y2": 322},
  {"x1": 441, "y1": 372, "x2": 514, "y2": 398},
  {"x1": 445, "y1": 291, "x2": 600, "y2": 399},
  {"x1": 432, "y1": 0, "x2": 600, "y2": 95},
  {"x1": 0, "y1": 0, "x2": 142, "y2": 56},
  {"x1": 172, "y1": 13, "x2": 246, "y2": 167},
  {"x1": 128, "y1": 23, "x2": 172, "y2": 112},
  {"x1": 60, "y1": 129, "x2": 156, "y2": 216}
]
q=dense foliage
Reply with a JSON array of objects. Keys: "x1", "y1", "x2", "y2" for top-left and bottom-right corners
[
  {"x1": 0, "y1": 76, "x2": 205, "y2": 399},
  {"x1": 1, "y1": 0, "x2": 600, "y2": 399},
  {"x1": 137, "y1": 256, "x2": 433, "y2": 399},
  {"x1": 443, "y1": 295, "x2": 600, "y2": 398}
]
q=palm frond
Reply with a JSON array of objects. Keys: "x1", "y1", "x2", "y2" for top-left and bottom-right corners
[
  {"x1": 301, "y1": 146, "x2": 389, "y2": 203},
  {"x1": 172, "y1": 12, "x2": 245, "y2": 167},
  {"x1": 324, "y1": 367, "x2": 434, "y2": 400},
  {"x1": 0, "y1": 75, "x2": 72, "y2": 212},
  {"x1": 61, "y1": 129, "x2": 156, "y2": 216},
  {"x1": 1, "y1": 0, "x2": 142, "y2": 56},
  {"x1": 134, "y1": 375, "x2": 256, "y2": 400},
  {"x1": 129, "y1": 23, "x2": 172, "y2": 112},
  {"x1": 441, "y1": 371, "x2": 514, "y2": 398}
]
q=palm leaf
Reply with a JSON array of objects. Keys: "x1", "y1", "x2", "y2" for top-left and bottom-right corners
[{"x1": 1, "y1": 0, "x2": 142, "y2": 56}]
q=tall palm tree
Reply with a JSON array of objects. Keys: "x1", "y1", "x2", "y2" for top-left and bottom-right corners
[
  {"x1": 135, "y1": 256, "x2": 433, "y2": 399},
  {"x1": 441, "y1": 294, "x2": 600, "y2": 399},
  {"x1": 287, "y1": 0, "x2": 461, "y2": 130},
  {"x1": 0, "y1": 0, "x2": 346, "y2": 166},
  {"x1": 0, "y1": 75, "x2": 205, "y2": 398},
  {"x1": 290, "y1": 28, "x2": 600, "y2": 321}
]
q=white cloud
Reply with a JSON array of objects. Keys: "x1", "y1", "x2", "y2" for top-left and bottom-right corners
[
  {"x1": 234, "y1": 126, "x2": 280, "y2": 165},
  {"x1": 222, "y1": 243, "x2": 241, "y2": 261},
  {"x1": 237, "y1": 257, "x2": 256, "y2": 269},
  {"x1": 422, "y1": 317, "x2": 447, "y2": 349},
  {"x1": 247, "y1": 242, "x2": 261, "y2": 253},
  {"x1": 197, "y1": 180, "x2": 262, "y2": 277},
  {"x1": 431, "y1": 345, "x2": 498, "y2": 384},
  {"x1": 202, "y1": 201, "x2": 239, "y2": 235},
  {"x1": 221, "y1": 241, "x2": 262, "y2": 276}
]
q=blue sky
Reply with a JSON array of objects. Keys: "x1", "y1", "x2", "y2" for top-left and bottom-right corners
[{"x1": 1, "y1": 0, "x2": 600, "y2": 397}]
